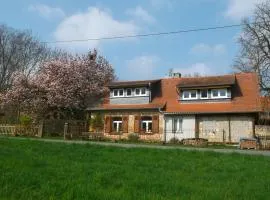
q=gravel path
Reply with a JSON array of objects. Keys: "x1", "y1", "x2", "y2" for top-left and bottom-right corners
[{"x1": 2, "y1": 136, "x2": 270, "y2": 157}]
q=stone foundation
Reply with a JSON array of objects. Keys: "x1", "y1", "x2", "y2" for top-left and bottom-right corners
[{"x1": 104, "y1": 132, "x2": 162, "y2": 142}]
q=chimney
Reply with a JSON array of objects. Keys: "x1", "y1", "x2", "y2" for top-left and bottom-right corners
[{"x1": 172, "y1": 72, "x2": 181, "y2": 78}]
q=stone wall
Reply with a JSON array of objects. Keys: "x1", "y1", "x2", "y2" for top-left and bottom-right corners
[
  {"x1": 103, "y1": 132, "x2": 162, "y2": 142},
  {"x1": 102, "y1": 111, "x2": 163, "y2": 142},
  {"x1": 198, "y1": 116, "x2": 229, "y2": 143},
  {"x1": 198, "y1": 115, "x2": 254, "y2": 143},
  {"x1": 255, "y1": 125, "x2": 270, "y2": 136}
]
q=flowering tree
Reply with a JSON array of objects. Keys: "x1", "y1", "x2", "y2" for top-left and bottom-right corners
[{"x1": 1, "y1": 50, "x2": 115, "y2": 119}]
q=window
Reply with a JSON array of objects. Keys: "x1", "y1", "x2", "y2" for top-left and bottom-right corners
[
  {"x1": 134, "y1": 88, "x2": 147, "y2": 96},
  {"x1": 182, "y1": 90, "x2": 197, "y2": 100},
  {"x1": 200, "y1": 89, "x2": 208, "y2": 99},
  {"x1": 141, "y1": 88, "x2": 146, "y2": 95},
  {"x1": 211, "y1": 89, "x2": 227, "y2": 98},
  {"x1": 141, "y1": 116, "x2": 152, "y2": 133},
  {"x1": 219, "y1": 89, "x2": 226, "y2": 97},
  {"x1": 173, "y1": 118, "x2": 183, "y2": 133},
  {"x1": 126, "y1": 88, "x2": 132, "y2": 96},
  {"x1": 212, "y1": 89, "x2": 219, "y2": 97},
  {"x1": 135, "y1": 88, "x2": 140, "y2": 95},
  {"x1": 113, "y1": 89, "x2": 124, "y2": 97},
  {"x1": 112, "y1": 117, "x2": 122, "y2": 132},
  {"x1": 119, "y1": 89, "x2": 124, "y2": 96},
  {"x1": 190, "y1": 91, "x2": 197, "y2": 98}
]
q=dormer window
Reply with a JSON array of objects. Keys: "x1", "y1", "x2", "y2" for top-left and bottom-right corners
[
  {"x1": 182, "y1": 90, "x2": 197, "y2": 100},
  {"x1": 200, "y1": 89, "x2": 208, "y2": 99},
  {"x1": 211, "y1": 89, "x2": 227, "y2": 98},
  {"x1": 181, "y1": 88, "x2": 230, "y2": 101},
  {"x1": 135, "y1": 88, "x2": 147, "y2": 96},
  {"x1": 126, "y1": 88, "x2": 132, "y2": 96},
  {"x1": 113, "y1": 89, "x2": 124, "y2": 97}
]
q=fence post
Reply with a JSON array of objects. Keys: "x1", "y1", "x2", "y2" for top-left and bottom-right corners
[
  {"x1": 64, "y1": 123, "x2": 68, "y2": 140},
  {"x1": 37, "y1": 122, "x2": 43, "y2": 138}
]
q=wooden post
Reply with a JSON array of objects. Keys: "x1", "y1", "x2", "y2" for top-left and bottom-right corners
[
  {"x1": 64, "y1": 122, "x2": 68, "y2": 140},
  {"x1": 228, "y1": 116, "x2": 231, "y2": 143},
  {"x1": 37, "y1": 122, "x2": 43, "y2": 138}
]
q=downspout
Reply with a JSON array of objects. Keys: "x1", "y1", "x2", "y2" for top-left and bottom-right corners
[
  {"x1": 228, "y1": 115, "x2": 231, "y2": 143},
  {"x1": 158, "y1": 106, "x2": 166, "y2": 144},
  {"x1": 149, "y1": 82, "x2": 152, "y2": 102}
]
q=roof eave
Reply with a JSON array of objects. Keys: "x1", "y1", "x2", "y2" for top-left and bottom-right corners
[{"x1": 163, "y1": 110, "x2": 260, "y2": 115}]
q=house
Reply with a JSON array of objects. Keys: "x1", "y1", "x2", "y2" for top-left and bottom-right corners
[{"x1": 88, "y1": 72, "x2": 261, "y2": 143}]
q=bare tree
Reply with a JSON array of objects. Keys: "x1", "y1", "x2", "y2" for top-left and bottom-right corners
[
  {"x1": 0, "y1": 24, "x2": 56, "y2": 91},
  {"x1": 234, "y1": 0, "x2": 270, "y2": 94}
]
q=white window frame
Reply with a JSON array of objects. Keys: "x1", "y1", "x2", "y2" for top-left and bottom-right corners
[
  {"x1": 113, "y1": 120, "x2": 122, "y2": 132},
  {"x1": 182, "y1": 90, "x2": 198, "y2": 100},
  {"x1": 141, "y1": 120, "x2": 152, "y2": 133},
  {"x1": 211, "y1": 88, "x2": 228, "y2": 99},
  {"x1": 134, "y1": 87, "x2": 147, "y2": 96},
  {"x1": 200, "y1": 89, "x2": 208, "y2": 99},
  {"x1": 173, "y1": 118, "x2": 183, "y2": 133},
  {"x1": 126, "y1": 88, "x2": 132, "y2": 97},
  {"x1": 113, "y1": 89, "x2": 124, "y2": 97}
]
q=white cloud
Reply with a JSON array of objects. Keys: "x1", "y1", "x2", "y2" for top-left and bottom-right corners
[
  {"x1": 190, "y1": 43, "x2": 226, "y2": 55},
  {"x1": 126, "y1": 6, "x2": 156, "y2": 24},
  {"x1": 150, "y1": 0, "x2": 174, "y2": 10},
  {"x1": 124, "y1": 55, "x2": 160, "y2": 80},
  {"x1": 224, "y1": 0, "x2": 264, "y2": 21},
  {"x1": 174, "y1": 63, "x2": 212, "y2": 76},
  {"x1": 28, "y1": 4, "x2": 65, "y2": 19},
  {"x1": 53, "y1": 7, "x2": 139, "y2": 51}
]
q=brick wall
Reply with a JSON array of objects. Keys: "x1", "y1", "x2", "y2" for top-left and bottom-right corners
[{"x1": 101, "y1": 111, "x2": 163, "y2": 142}]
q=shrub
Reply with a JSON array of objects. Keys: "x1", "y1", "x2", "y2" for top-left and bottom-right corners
[
  {"x1": 128, "y1": 133, "x2": 139, "y2": 142},
  {"x1": 169, "y1": 137, "x2": 180, "y2": 144},
  {"x1": 90, "y1": 113, "x2": 104, "y2": 132},
  {"x1": 19, "y1": 115, "x2": 32, "y2": 126}
]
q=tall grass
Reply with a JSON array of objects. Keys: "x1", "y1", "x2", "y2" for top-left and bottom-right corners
[{"x1": 0, "y1": 138, "x2": 270, "y2": 199}]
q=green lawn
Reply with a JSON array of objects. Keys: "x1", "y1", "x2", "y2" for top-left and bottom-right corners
[{"x1": 0, "y1": 138, "x2": 270, "y2": 200}]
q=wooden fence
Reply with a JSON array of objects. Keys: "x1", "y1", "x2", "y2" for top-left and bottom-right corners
[
  {"x1": 255, "y1": 125, "x2": 270, "y2": 150},
  {"x1": 0, "y1": 124, "x2": 43, "y2": 137},
  {"x1": 43, "y1": 120, "x2": 87, "y2": 137},
  {"x1": 63, "y1": 122, "x2": 88, "y2": 140}
]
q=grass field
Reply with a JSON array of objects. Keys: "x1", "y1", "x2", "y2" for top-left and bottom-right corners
[{"x1": 0, "y1": 138, "x2": 270, "y2": 200}]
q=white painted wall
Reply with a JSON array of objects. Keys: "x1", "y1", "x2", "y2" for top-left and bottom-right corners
[{"x1": 164, "y1": 115, "x2": 195, "y2": 142}]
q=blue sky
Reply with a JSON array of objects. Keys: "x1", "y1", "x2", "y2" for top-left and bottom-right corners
[{"x1": 0, "y1": 0, "x2": 264, "y2": 80}]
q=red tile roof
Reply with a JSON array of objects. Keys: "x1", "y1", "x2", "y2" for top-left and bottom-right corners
[
  {"x1": 151, "y1": 73, "x2": 261, "y2": 113},
  {"x1": 107, "y1": 79, "x2": 160, "y2": 88},
  {"x1": 177, "y1": 74, "x2": 235, "y2": 88},
  {"x1": 261, "y1": 96, "x2": 270, "y2": 111},
  {"x1": 90, "y1": 72, "x2": 262, "y2": 114}
]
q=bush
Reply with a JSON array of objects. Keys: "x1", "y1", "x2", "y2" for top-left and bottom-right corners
[
  {"x1": 90, "y1": 113, "x2": 104, "y2": 132},
  {"x1": 128, "y1": 133, "x2": 139, "y2": 142},
  {"x1": 19, "y1": 115, "x2": 32, "y2": 126},
  {"x1": 169, "y1": 137, "x2": 180, "y2": 144}
]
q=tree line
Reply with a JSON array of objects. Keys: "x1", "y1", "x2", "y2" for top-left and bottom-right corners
[{"x1": 0, "y1": 24, "x2": 115, "y2": 121}]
